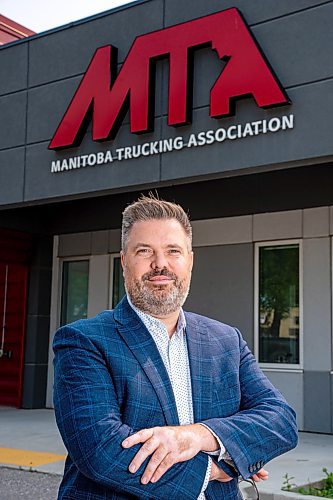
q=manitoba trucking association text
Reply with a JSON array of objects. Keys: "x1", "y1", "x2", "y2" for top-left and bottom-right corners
[{"x1": 50, "y1": 114, "x2": 294, "y2": 173}]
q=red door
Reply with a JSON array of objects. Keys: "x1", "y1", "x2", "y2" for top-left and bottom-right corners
[{"x1": 0, "y1": 263, "x2": 29, "y2": 407}]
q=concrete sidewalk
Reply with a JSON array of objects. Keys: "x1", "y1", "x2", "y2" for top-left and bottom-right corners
[
  {"x1": 0, "y1": 407, "x2": 332, "y2": 499},
  {"x1": 0, "y1": 407, "x2": 66, "y2": 475}
]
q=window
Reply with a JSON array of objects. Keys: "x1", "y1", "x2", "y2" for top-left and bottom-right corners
[
  {"x1": 60, "y1": 260, "x2": 89, "y2": 325},
  {"x1": 255, "y1": 242, "x2": 301, "y2": 366},
  {"x1": 110, "y1": 255, "x2": 126, "y2": 308}
]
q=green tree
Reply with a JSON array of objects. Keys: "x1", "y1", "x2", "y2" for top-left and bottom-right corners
[{"x1": 259, "y1": 245, "x2": 299, "y2": 339}]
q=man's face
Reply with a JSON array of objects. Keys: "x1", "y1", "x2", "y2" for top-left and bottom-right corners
[{"x1": 121, "y1": 218, "x2": 193, "y2": 317}]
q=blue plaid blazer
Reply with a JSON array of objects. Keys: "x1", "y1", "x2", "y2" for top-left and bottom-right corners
[{"x1": 53, "y1": 296, "x2": 297, "y2": 499}]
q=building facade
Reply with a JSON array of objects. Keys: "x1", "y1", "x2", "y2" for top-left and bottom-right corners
[{"x1": 0, "y1": 0, "x2": 332, "y2": 434}]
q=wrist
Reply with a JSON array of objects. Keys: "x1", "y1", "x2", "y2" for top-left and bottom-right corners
[
  {"x1": 192, "y1": 423, "x2": 219, "y2": 452},
  {"x1": 209, "y1": 460, "x2": 233, "y2": 483},
  {"x1": 210, "y1": 461, "x2": 219, "y2": 480}
]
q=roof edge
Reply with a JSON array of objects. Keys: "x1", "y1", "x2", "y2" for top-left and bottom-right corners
[{"x1": 0, "y1": 0, "x2": 151, "y2": 50}]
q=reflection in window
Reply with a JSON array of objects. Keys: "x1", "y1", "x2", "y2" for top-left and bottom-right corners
[
  {"x1": 258, "y1": 244, "x2": 299, "y2": 364},
  {"x1": 112, "y1": 257, "x2": 126, "y2": 308},
  {"x1": 61, "y1": 260, "x2": 89, "y2": 325}
]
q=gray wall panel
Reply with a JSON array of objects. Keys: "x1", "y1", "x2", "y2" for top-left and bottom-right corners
[
  {"x1": 253, "y1": 211, "x2": 302, "y2": 241},
  {"x1": 27, "y1": 60, "x2": 164, "y2": 145},
  {"x1": 304, "y1": 370, "x2": 331, "y2": 432},
  {"x1": 58, "y1": 233, "x2": 91, "y2": 257},
  {"x1": 161, "y1": 79, "x2": 333, "y2": 182},
  {"x1": 164, "y1": 0, "x2": 330, "y2": 27},
  {"x1": 162, "y1": 3, "x2": 333, "y2": 114},
  {"x1": 251, "y1": 3, "x2": 333, "y2": 88},
  {"x1": 160, "y1": 49, "x2": 225, "y2": 116},
  {"x1": 24, "y1": 117, "x2": 161, "y2": 202},
  {"x1": 30, "y1": 1, "x2": 333, "y2": 146},
  {"x1": 331, "y1": 373, "x2": 333, "y2": 433},
  {"x1": 2, "y1": 1, "x2": 333, "y2": 209},
  {"x1": 91, "y1": 230, "x2": 109, "y2": 255},
  {"x1": 22, "y1": 364, "x2": 48, "y2": 409},
  {"x1": 28, "y1": 0, "x2": 163, "y2": 86},
  {"x1": 0, "y1": 148, "x2": 25, "y2": 204},
  {"x1": 192, "y1": 216, "x2": 252, "y2": 246},
  {"x1": 303, "y1": 238, "x2": 332, "y2": 371},
  {"x1": 26, "y1": 76, "x2": 82, "y2": 144},
  {"x1": 303, "y1": 207, "x2": 330, "y2": 238},
  {"x1": 185, "y1": 244, "x2": 254, "y2": 348},
  {"x1": 23, "y1": 234, "x2": 53, "y2": 409},
  {"x1": 0, "y1": 43, "x2": 28, "y2": 96},
  {"x1": 24, "y1": 315, "x2": 50, "y2": 365},
  {"x1": 87, "y1": 255, "x2": 110, "y2": 317},
  {"x1": 109, "y1": 230, "x2": 121, "y2": 253},
  {"x1": 27, "y1": 267, "x2": 52, "y2": 316},
  {"x1": 0, "y1": 92, "x2": 27, "y2": 150},
  {"x1": 263, "y1": 370, "x2": 303, "y2": 430}
]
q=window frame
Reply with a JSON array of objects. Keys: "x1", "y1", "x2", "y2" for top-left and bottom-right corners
[
  {"x1": 254, "y1": 239, "x2": 303, "y2": 370},
  {"x1": 109, "y1": 253, "x2": 123, "y2": 310},
  {"x1": 59, "y1": 256, "x2": 90, "y2": 327}
]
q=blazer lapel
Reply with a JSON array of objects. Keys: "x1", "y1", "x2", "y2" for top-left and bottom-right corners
[
  {"x1": 114, "y1": 297, "x2": 179, "y2": 426},
  {"x1": 185, "y1": 313, "x2": 213, "y2": 422}
]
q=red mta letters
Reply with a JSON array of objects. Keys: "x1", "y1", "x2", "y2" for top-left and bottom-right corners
[{"x1": 48, "y1": 8, "x2": 289, "y2": 150}]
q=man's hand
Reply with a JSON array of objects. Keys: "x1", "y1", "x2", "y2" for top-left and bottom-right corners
[
  {"x1": 122, "y1": 424, "x2": 218, "y2": 484},
  {"x1": 251, "y1": 468, "x2": 269, "y2": 482},
  {"x1": 209, "y1": 461, "x2": 269, "y2": 483},
  {"x1": 209, "y1": 461, "x2": 233, "y2": 482}
]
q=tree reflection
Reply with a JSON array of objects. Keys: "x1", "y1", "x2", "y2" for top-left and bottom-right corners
[{"x1": 259, "y1": 245, "x2": 299, "y2": 363}]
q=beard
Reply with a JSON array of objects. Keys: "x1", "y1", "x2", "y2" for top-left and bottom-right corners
[{"x1": 124, "y1": 268, "x2": 191, "y2": 316}]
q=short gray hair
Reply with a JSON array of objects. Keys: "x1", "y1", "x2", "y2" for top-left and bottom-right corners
[{"x1": 121, "y1": 194, "x2": 192, "y2": 251}]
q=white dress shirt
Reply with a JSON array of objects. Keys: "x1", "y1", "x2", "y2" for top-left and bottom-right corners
[{"x1": 128, "y1": 296, "x2": 228, "y2": 499}]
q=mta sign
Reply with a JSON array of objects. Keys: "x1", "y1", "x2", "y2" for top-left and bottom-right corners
[{"x1": 49, "y1": 8, "x2": 289, "y2": 150}]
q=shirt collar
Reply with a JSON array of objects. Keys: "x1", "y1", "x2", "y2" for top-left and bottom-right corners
[{"x1": 127, "y1": 294, "x2": 186, "y2": 337}]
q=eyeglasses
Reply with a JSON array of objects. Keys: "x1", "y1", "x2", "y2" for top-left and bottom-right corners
[{"x1": 238, "y1": 478, "x2": 260, "y2": 500}]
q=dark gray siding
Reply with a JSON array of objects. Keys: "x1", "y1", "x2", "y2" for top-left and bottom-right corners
[
  {"x1": 0, "y1": 1, "x2": 333, "y2": 206},
  {"x1": 185, "y1": 244, "x2": 254, "y2": 349}
]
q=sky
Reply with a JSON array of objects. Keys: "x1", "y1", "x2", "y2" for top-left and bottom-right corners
[{"x1": 0, "y1": 0, "x2": 133, "y2": 33}]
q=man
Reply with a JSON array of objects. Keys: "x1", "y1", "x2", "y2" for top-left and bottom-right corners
[{"x1": 53, "y1": 195, "x2": 298, "y2": 499}]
